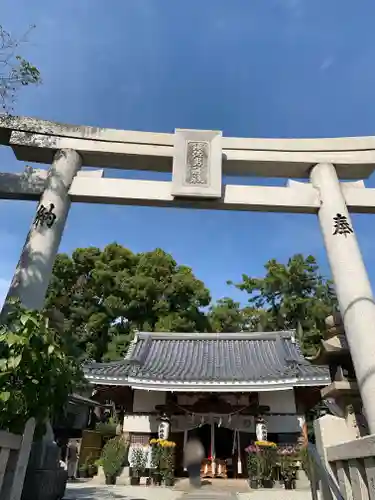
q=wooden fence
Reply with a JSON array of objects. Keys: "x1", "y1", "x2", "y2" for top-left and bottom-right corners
[
  {"x1": 326, "y1": 434, "x2": 375, "y2": 499},
  {"x1": 0, "y1": 418, "x2": 35, "y2": 500}
]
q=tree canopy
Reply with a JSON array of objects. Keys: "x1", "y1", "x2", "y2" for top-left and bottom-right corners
[
  {"x1": 45, "y1": 246, "x2": 336, "y2": 361},
  {"x1": 230, "y1": 254, "x2": 337, "y2": 355},
  {"x1": 45, "y1": 244, "x2": 211, "y2": 362}
]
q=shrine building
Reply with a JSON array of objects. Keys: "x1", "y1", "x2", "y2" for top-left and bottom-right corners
[{"x1": 84, "y1": 331, "x2": 330, "y2": 476}]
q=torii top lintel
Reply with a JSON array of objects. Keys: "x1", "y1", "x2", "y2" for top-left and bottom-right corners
[{"x1": 0, "y1": 115, "x2": 375, "y2": 180}]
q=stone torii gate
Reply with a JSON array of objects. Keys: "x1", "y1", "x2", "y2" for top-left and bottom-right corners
[{"x1": 1, "y1": 116, "x2": 375, "y2": 434}]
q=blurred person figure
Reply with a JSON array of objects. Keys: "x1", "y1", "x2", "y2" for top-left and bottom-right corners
[
  {"x1": 184, "y1": 437, "x2": 204, "y2": 488},
  {"x1": 67, "y1": 440, "x2": 79, "y2": 480}
]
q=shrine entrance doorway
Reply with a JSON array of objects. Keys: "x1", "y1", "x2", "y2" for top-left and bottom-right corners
[
  {"x1": 189, "y1": 423, "x2": 234, "y2": 461},
  {"x1": 214, "y1": 426, "x2": 233, "y2": 461},
  {"x1": 194, "y1": 424, "x2": 211, "y2": 458},
  {"x1": 187, "y1": 423, "x2": 239, "y2": 479}
]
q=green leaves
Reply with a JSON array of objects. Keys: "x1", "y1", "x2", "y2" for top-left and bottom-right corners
[
  {"x1": 1, "y1": 24, "x2": 41, "y2": 113},
  {"x1": 208, "y1": 297, "x2": 244, "y2": 333},
  {"x1": 0, "y1": 301, "x2": 83, "y2": 435},
  {"x1": 46, "y1": 244, "x2": 212, "y2": 362},
  {"x1": 45, "y1": 246, "x2": 334, "y2": 361},
  {"x1": 7, "y1": 355, "x2": 22, "y2": 369},
  {"x1": 232, "y1": 254, "x2": 337, "y2": 355},
  {"x1": 0, "y1": 392, "x2": 10, "y2": 402}
]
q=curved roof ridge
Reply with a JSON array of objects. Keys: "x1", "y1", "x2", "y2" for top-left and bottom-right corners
[{"x1": 137, "y1": 331, "x2": 296, "y2": 341}]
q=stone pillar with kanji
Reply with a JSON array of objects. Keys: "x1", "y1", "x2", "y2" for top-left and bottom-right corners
[
  {"x1": 310, "y1": 162, "x2": 375, "y2": 434},
  {"x1": 3, "y1": 149, "x2": 81, "y2": 311}
]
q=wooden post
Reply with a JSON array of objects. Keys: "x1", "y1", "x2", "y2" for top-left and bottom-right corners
[{"x1": 9, "y1": 418, "x2": 35, "y2": 500}]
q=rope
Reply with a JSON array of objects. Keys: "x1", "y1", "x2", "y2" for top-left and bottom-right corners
[{"x1": 172, "y1": 402, "x2": 302, "y2": 417}]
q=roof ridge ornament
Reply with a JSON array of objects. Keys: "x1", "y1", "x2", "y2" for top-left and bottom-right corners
[{"x1": 123, "y1": 330, "x2": 139, "y2": 364}]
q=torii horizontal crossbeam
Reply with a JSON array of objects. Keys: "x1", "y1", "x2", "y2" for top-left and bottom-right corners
[
  {"x1": 1, "y1": 170, "x2": 375, "y2": 214},
  {"x1": 1, "y1": 116, "x2": 375, "y2": 179}
]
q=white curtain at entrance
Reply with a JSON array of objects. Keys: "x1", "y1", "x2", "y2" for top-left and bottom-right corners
[
  {"x1": 183, "y1": 430, "x2": 188, "y2": 471},
  {"x1": 175, "y1": 415, "x2": 252, "y2": 475},
  {"x1": 232, "y1": 429, "x2": 242, "y2": 474},
  {"x1": 210, "y1": 423, "x2": 216, "y2": 474}
]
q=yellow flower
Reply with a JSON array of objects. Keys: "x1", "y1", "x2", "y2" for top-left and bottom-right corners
[
  {"x1": 150, "y1": 439, "x2": 157, "y2": 444},
  {"x1": 255, "y1": 440, "x2": 277, "y2": 448}
]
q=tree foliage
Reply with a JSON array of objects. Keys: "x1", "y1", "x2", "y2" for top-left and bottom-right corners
[
  {"x1": 0, "y1": 25, "x2": 41, "y2": 113},
  {"x1": 45, "y1": 248, "x2": 335, "y2": 362},
  {"x1": 208, "y1": 297, "x2": 244, "y2": 333},
  {"x1": 45, "y1": 243, "x2": 211, "y2": 362},
  {"x1": 0, "y1": 301, "x2": 82, "y2": 436},
  {"x1": 231, "y1": 254, "x2": 337, "y2": 355},
  {"x1": 208, "y1": 297, "x2": 273, "y2": 333}
]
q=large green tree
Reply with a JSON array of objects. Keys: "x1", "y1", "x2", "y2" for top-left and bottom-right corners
[
  {"x1": 230, "y1": 254, "x2": 337, "y2": 355},
  {"x1": 45, "y1": 243, "x2": 211, "y2": 362},
  {"x1": 207, "y1": 297, "x2": 266, "y2": 333},
  {"x1": 208, "y1": 297, "x2": 244, "y2": 332}
]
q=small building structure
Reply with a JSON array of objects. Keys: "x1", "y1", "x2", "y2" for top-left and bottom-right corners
[{"x1": 84, "y1": 331, "x2": 330, "y2": 477}]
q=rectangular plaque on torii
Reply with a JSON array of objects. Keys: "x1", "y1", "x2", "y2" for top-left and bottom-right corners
[{"x1": 171, "y1": 129, "x2": 222, "y2": 199}]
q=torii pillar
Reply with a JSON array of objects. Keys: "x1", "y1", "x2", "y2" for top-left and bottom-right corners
[
  {"x1": 311, "y1": 162, "x2": 375, "y2": 434},
  {"x1": 3, "y1": 149, "x2": 81, "y2": 312}
]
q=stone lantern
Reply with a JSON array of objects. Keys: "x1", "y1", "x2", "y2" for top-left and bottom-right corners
[{"x1": 311, "y1": 311, "x2": 369, "y2": 438}]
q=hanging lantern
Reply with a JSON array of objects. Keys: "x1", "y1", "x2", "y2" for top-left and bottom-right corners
[
  {"x1": 158, "y1": 414, "x2": 171, "y2": 440},
  {"x1": 255, "y1": 417, "x2": 267, "y2": 442}
]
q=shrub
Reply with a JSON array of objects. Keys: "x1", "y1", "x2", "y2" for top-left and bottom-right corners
[{"x1": 101, "y1": 437, "x2": 128, "y2": 478}]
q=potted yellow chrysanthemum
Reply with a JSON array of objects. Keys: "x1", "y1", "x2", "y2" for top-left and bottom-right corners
[{"x1": 255, "y1": 441, "x2": 277, "y2": 488}]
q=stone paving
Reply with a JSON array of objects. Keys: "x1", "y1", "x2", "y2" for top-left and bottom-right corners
[
  {"x1": 174, "y1": 479, "x2": 250, "y2": 493},
  {"x1": 64, "y1": 481, "x2": 313, "y2": 500},
  {"x1": 64, "y1": 482, "x2": 184, "y2": 500},
  {"x1": 247, "y1": 491, "x2": 312, "y2": 500}
]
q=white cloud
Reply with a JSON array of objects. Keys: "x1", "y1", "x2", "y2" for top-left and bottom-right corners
[{"x1": 320, "y1": 57, "x2": 334, "y2": 71}]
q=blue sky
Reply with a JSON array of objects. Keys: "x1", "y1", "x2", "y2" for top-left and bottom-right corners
[{"x1": 1, "y1": 0, "x2": 375, "y2": 308}]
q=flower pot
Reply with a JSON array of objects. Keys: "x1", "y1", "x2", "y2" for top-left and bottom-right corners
[
  {"x1": 105, "y1": 475, "x2": 116, "y2": 485},
  {"x1": 88, "y1": 466, "x2": 97, "y2": 477},
  {"x1": 284, "y1": 480, "x2": 293, "y2": 490},
  {"x1": 153, "y1": 473, "x2": 162, "y2": 485},
  {"x1": 249, "y1": 479, "x2": 259, "y2": 489},
  {"x1": 146, "y1": 477, "x2": 152, "y2": 486},
  {"x1": 79, "y1": 470, "x2": 88, "y2": 478},
  {"x1": 130, "y1": 476, "x2": 140, "y2": 485},
  {"x1": 261, "y1": 479, "x2": 274, "y2": 488},
  {"x1": 164, "y1": 478, "x2": 174, "y2": 486}
]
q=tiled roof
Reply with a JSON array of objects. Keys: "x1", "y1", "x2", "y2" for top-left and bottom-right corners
[{"x1": 84, "y1": 331, "x2": 330, "y2": 390}]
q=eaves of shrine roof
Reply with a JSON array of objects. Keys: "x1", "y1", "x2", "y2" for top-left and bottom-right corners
[{"x1": 83, "y1": 331, "x2": 330, "y2": 392}]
